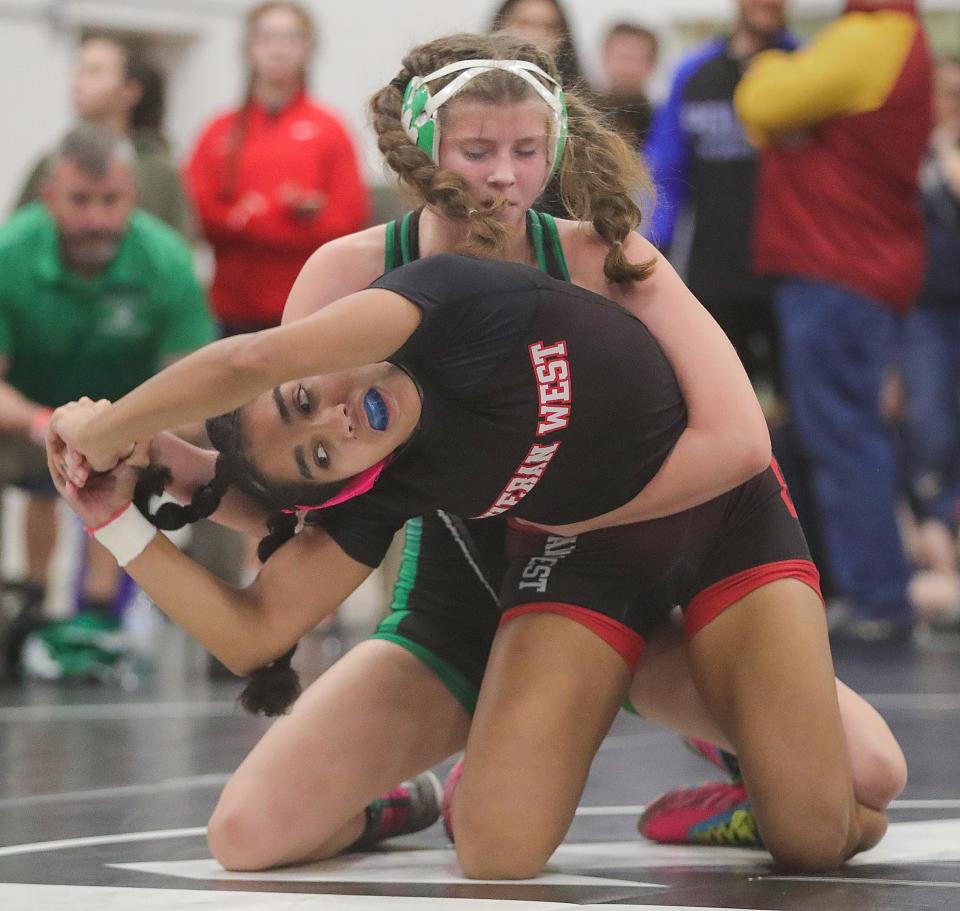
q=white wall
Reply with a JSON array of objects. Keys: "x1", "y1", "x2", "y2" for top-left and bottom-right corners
[
  {"x1": 0, "y1": 0, "x2": 953, "y2": 212},
  {"x1": 0, "y1": 3, "x2": 75, "y2": 211}
]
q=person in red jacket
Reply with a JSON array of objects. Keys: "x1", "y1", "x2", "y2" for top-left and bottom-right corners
[{"x1": 185, "y1": 1, "x2": 368, "y2": 334}]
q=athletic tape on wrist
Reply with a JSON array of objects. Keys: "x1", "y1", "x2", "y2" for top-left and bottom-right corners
[{"x1": 88, "y1": 502, "x2": 157, "y2": 567}]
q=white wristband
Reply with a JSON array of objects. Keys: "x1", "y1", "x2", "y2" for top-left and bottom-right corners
[{"x1": 89, "y1": 502, "x2": 158, "y2": 567}]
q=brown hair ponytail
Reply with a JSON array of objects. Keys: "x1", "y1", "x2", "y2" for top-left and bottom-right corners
[{"x1": 558, "y1": 92, "x2": 655, "y2": 283}]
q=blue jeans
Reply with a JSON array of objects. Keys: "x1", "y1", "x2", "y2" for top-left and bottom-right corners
[
  {"x1": 776, "y1": 278, "x2": 911, "y2": 624},
  {"x1": 901, "y1": 307, "x2": 960, "y2": 529}
]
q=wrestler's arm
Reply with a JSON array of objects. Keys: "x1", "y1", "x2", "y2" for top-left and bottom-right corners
[
  {"x1": 551, "y1": 233, "x2": 770, "y2": 534},
  {"x1": 0, "y1": 358, "x2": 49, "y2": 439},
  {"x1": 131, "y1": 523, "x2": 371, "y2": 673},
  {"x1": 53, "y1": 287, "x2": 423, "y2": 471},
  {"x1": 51, "y1": 448, "x2": 371, "y2": 674},
  {"x1": 56, "y1": 238, "x2": 384, "y2": 504}
]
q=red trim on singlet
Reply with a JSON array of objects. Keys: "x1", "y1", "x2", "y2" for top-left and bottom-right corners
[
  {"x1": 506, "y1": 517, "x2": 539, "y2": 533},
  {"x1": 500, "y1": 602, "x2": 647, "y2": 671},
  {"x1": 684, "y1": 559, "x2": 823, "y2": 639}
]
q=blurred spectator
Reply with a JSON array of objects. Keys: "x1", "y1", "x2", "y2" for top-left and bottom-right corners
[
  {"x1": 900, "y1": 57, "x2": 960, "y2": 619},
  {"x1": 603, "y1": 22, "x2": 658, "y2": 94},
  {"x1": 644, "y1": 0, "x2": 793, "y2": 369},
  {"x1": 0, "y1": 124, "x2": 215, "y2": 680},
  {"x1": 595, "y1": 22, "x2": 658, "y2": 148},
  {"x1": 642, "y1": 3, "x2": 831, "y2": 583},
  {"x1": 489, "y1": 0, "x2": 584, "y2": 87},
  {"x1": 489, "y1": 0, "x2": 586, "y2": 217},
  {"x1": 736, "y1": 0, "x2": 933, "y2": 641},
  {"x1": 15, "y1": 34, "x2": 191, "y2": 236},
  {"x1": 184, "y1": 1, "x2": 368, "y2": 336}
]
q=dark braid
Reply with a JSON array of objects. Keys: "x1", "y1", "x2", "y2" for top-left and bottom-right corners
[
  {"x1": 135, "y1": 455, "x2": 302, "y2": 717},
  {"x1": 238, "y1": 645, "x2": 300, "y2": 716},
  {"x1": 238, "y1": 509, "x2": 303, "y2": 716},
  {"x1": 257, "y1": 509, "x2": 299, "y2": 562},
  {"x1": 133, "y1": 455, "x2": 231, "y2": 531}
]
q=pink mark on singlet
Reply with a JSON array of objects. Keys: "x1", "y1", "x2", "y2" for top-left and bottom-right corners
[{"x1": 283, "y1": 456, "x2": 391, "y2": 514}]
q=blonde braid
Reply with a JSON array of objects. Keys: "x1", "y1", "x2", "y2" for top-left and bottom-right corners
[{"x1": 558, "y1": 91, "x2": 655, "y2": 283}]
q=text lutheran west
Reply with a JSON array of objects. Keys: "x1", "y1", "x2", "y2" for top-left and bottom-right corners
[
  {"x1": 476, "y1": 340, "x2": 572, "y2": 518},
  {"x1": 529, "y1": 339, "x2": 572, "y2": 435}
]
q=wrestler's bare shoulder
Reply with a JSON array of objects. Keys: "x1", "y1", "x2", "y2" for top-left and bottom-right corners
[
  {"x1": 554, "y1": 219, "x2": 661, "y2": 303},
  {"x1": 282, "y1": 225, "x2": 390, "y2": 321},
  {"x1": 313, "y1": 225, "x2": 390, "y2": 284}
]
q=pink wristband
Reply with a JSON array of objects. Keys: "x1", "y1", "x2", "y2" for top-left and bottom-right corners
[{"x1": 29, "y1": 408, "x2": 52, "y2": 445}]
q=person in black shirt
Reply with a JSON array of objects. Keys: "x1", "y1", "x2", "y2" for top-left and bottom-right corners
[
  {"x1": 48, "y1": 252, "x2": 891, "y2": 877},
  {"x1": 595, "y1": 22, "x2": 658, "y2": 150}
]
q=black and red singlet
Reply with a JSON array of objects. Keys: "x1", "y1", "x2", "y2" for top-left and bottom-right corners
[{"x1": 315, "y1": 253, "x2": 687, "y2": 568}]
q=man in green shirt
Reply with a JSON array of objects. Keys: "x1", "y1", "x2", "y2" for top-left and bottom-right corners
[{"x1": 0, "y1": 123, "x2": 214, "y2": 679}]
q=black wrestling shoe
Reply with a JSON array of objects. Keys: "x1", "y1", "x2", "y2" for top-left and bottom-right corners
[
  {"x1": 0, "y1": 582, "x2": 46, "y2": 680},
  {"x1": 353, "y1": 771, "x2": 444, "y2": 848}
]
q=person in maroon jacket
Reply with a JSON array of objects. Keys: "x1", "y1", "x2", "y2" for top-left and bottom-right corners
[
  {"x1": 733, "y1": 0, "x2": 932, "y2": 643},
  {"x1": 185, "y1": 1, "x2": 369, "y2": 335},
  {"x1": 636, "y1": 0, "x2": 932, "y2": 852}
]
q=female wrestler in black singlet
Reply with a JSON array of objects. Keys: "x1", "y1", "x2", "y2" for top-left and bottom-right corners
[{"x1": 49, "y1": 251, "x2": 891, "y2": 877}]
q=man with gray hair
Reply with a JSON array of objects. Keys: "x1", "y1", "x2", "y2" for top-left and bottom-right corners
[
  {"x1": 0, "y1": 122, "x2": 214, "y2": 680},
  {"x1": 15, "y1": 34, "x2": 192, "y2": 236}
]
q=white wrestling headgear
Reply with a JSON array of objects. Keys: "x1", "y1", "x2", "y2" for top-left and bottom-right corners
[{"x1": 400, "y1": 58, "x2": 568, "y2": 185}]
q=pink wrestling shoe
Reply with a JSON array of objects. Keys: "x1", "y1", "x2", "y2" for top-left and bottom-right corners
[
  {"x1": 683, "y1": 736, "x2": 742, "y2": 779},
  {"x1": 353, "y1": 771, "x2": 444, "y2": 848},
  {"x1": 442, "y1": 756, "x2": 464, "y2": 841},
  {"x1": 638, "y1": 780, "x2": 762, "y2": 848}
]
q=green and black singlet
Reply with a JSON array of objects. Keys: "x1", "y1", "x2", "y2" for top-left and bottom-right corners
[{"x1": 368, "y1": 209, "x2": 570, "y2": 713}]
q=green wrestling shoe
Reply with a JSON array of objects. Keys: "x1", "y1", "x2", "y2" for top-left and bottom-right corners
[{"x1": 20, "y1": 610, "x2": 127, "y2": 682}]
